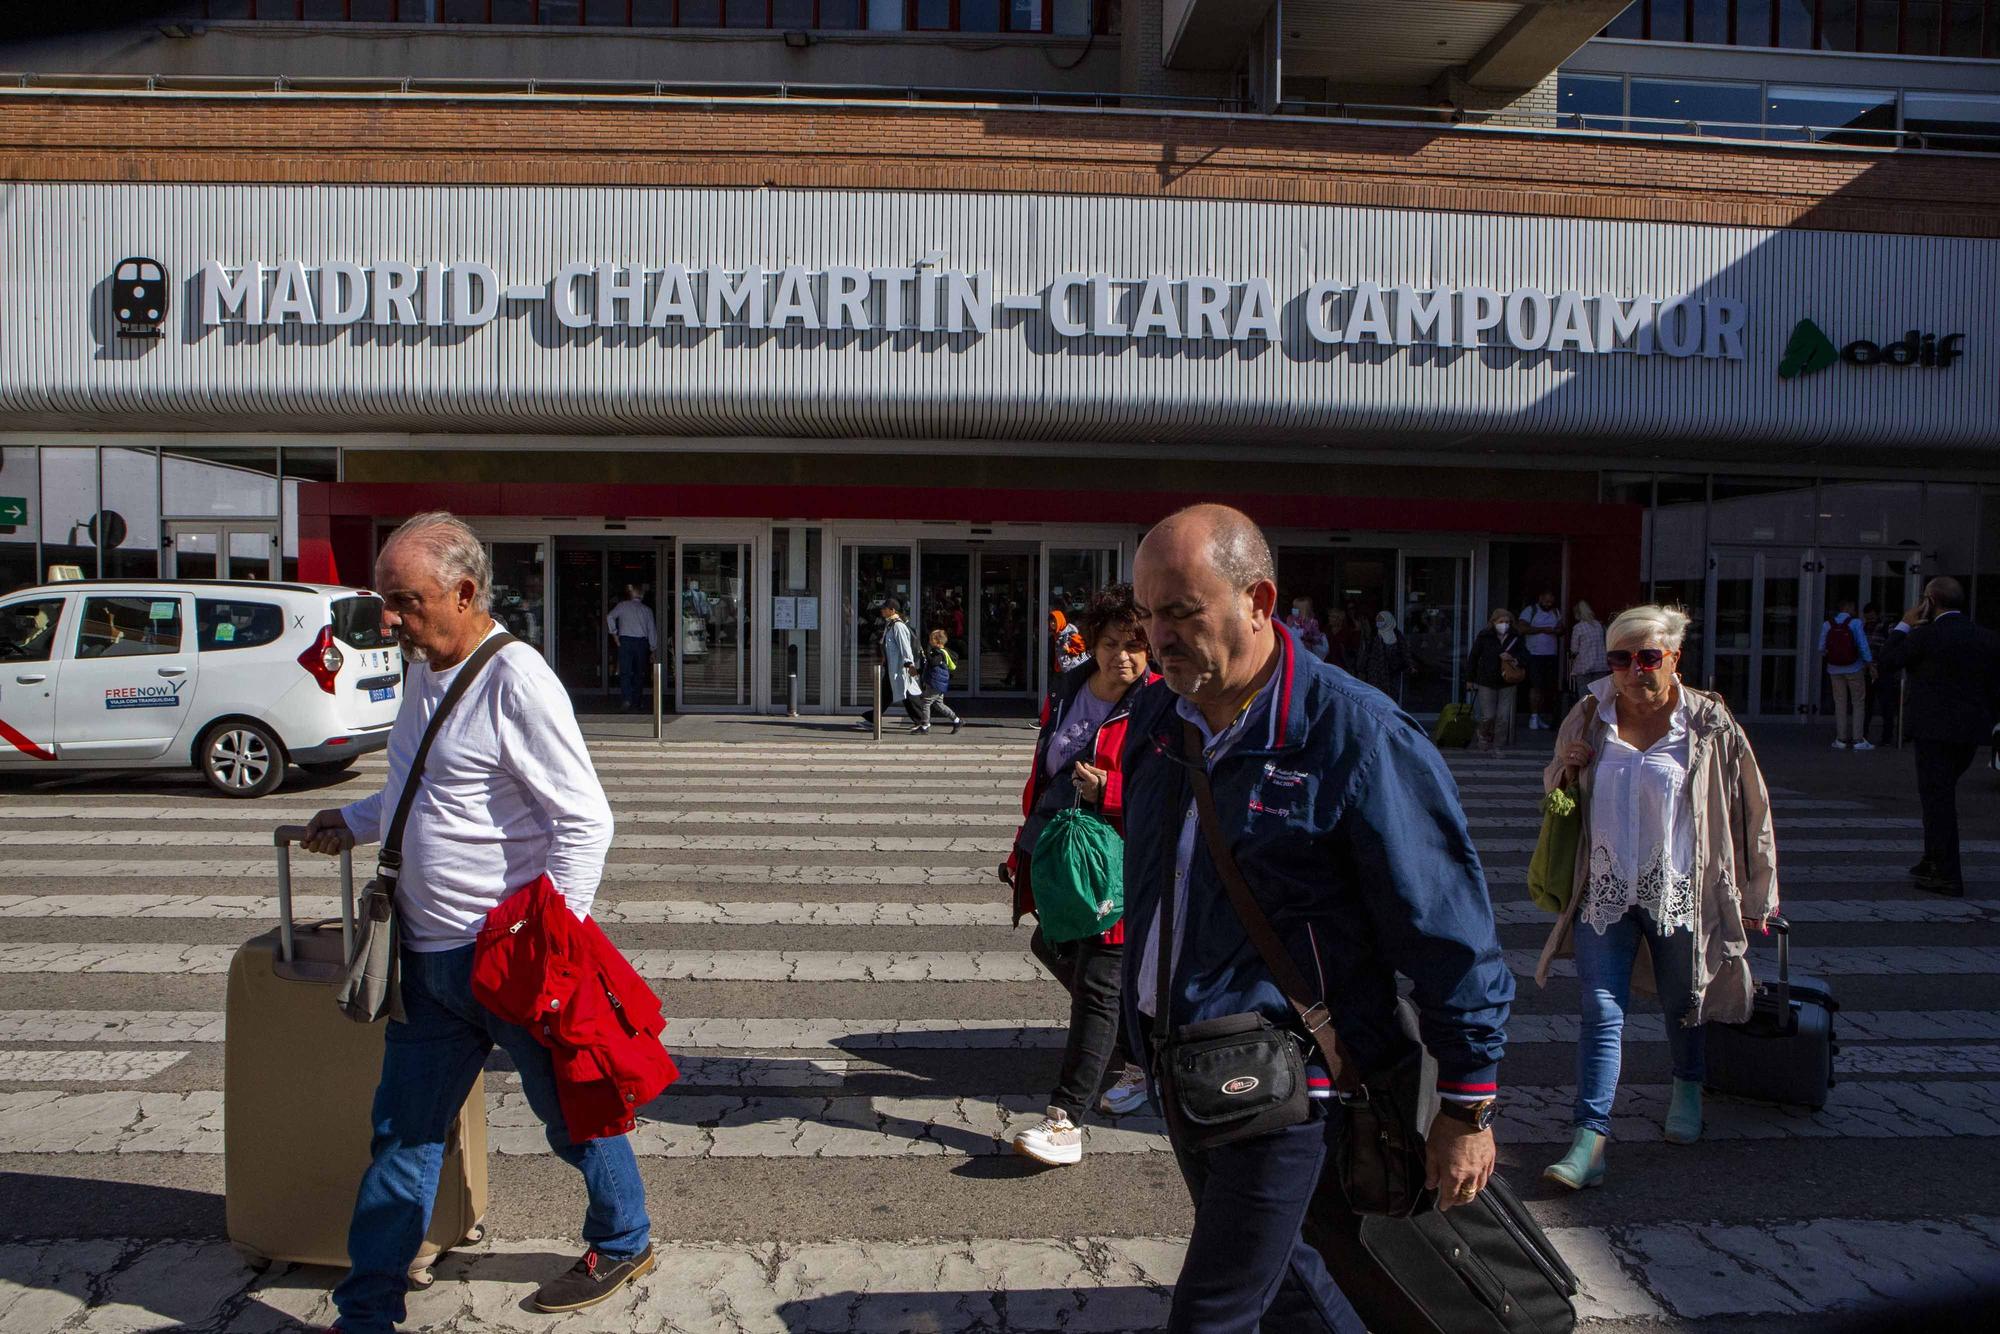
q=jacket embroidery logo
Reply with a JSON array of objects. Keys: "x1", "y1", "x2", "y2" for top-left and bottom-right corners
[
  {"x1": 1261, "y1": 765, "x2": 1309, "y2": 788},
  {"x1": 1221, "y1": 1075, "x2": 1261, "y2": 1096}
]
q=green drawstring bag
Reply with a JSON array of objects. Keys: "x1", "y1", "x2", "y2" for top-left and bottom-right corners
[
  {"x1": 1029, "y1": 806, "x2": 1126, "y2": 943},
  {"x1": 1527, "y1": 785, "x2": 1583, "y2": 915}
]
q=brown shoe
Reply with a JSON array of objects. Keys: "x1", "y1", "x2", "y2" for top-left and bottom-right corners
[{"x1": 530, "y1": 1244, "x2": 656, "y2": 1313}]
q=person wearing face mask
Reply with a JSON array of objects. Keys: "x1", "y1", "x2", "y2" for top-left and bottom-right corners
[
  {"x1": 1282, "y1": 596, "x2": 1330, "y2": 662},
  {"x1": 1535, "y1": 605, "x2": 1779, "y2": 1190},
  {"x1": 1005, "y1": 584, "x2": 1164, "y2": 1164},
  {"x1": 1465, "y1": 608, "x2": 1525, "y2": 752}
]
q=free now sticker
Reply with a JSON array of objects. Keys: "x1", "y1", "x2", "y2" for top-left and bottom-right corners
[{"x1": 105, "y1": 682, "x2": 185, "y2": 710}]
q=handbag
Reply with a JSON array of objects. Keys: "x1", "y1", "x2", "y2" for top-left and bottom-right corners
[
  {"x1": 1172, "y1": 720, "x2": 1435, "y2": 1215},
  {"x1": 1525, "y1": 784, "x2": 1582, "y2": 915},
  {"x1": 335, "y1": 632, "x2": 517, "y2": 1025},
  {"x1": 1499, "y1": 652, "x2": 1526, "y2": 686}
]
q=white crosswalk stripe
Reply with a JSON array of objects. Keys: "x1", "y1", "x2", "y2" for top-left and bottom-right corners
[{"x1": 3, "y1": 729, "x2": 1996, "y2": 1332}]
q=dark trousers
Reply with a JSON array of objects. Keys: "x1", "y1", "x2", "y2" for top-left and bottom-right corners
[
  {"x1": 1915, "y1": 739, "x2": 1979, "y2": 881},
  {"x1": 1028, "y1": 927, "x2": 1125, "y2": 1120},
  {"x1": 616, "y1": 635, "x2": 651, "y2": 711},
  {"x1": 1168, "y1": 1106, "x2": 1365, "y2": 1334},
  {"x1": 1868, "y1": 673, "x2": 1902, "y2": 744}
]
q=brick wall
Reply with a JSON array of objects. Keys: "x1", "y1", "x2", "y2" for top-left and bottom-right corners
[{"x1": 0, "y1": 92, "x2": 1996, "y2": 237}]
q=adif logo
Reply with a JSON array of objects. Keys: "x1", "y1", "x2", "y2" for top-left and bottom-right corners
[
  {"x1": 1781, "y1": 317, "x2": 1965, "y2": 379},
  {"x1": 1220, "y1": 1076, "x2": 1261, "y2": 1096}
]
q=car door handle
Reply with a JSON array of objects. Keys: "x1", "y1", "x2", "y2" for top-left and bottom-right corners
[
  {"x1": 14, "y1": 673, "x2": 46, "y2": 684},
  {"x1": 157, "y1": 667, "x2": 187, "y2": 678}
]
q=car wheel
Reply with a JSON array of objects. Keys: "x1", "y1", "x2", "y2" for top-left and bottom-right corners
[
  {"x1": 201, "y1": 721, "x2": 284, "y2": 798},
  {"x1": 301, "y1": 756, "x2": 361, "y2": 776}
]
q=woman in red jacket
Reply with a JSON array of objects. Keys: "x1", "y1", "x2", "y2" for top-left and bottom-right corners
[{"x1": 1004, "y1": 583, "x2": 1158, "y2": 1166}]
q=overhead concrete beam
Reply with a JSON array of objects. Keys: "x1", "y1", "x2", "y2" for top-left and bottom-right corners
[
  {"x1": 1161, "y1": 0, "x2": 1279, "y2": 72},
  {"x1": 1464, "y1": 0, "x2": 1634, "y2": 90}
]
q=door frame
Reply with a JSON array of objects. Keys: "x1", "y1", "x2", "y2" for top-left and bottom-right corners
[
  {"x1": 674, "y1": 524, "x2": 764, "y2": 713},
  {"x1": 165, "y1": 520, "x2": 280, "y2": 581},
  {"x1": 916, "y1": 540, "x2": 1042, "y2": 701},
  {"x1": 1705, "y1": 546, "x2": 1813, "y2": 718},
  {"x1": 1394, "y1": 543, "x2": 1479, "y2": 716}
]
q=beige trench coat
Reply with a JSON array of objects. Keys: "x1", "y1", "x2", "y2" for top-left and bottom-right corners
[{"x1": 1533, "y1": 680, "x2": 1780, "y2": 1026}]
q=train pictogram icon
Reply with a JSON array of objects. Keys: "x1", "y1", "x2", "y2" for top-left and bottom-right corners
[{"x1": 112, "y1": 257, "x2": 169, "y2": 339}]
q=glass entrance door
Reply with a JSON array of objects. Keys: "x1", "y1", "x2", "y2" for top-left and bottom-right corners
[
  {"x1": 911, "y1": 545, "x2": 1040, "y2": 700},
  {"x1": 843, "y1": 543, "x2": 915, "y2": 707},
  {"x1": 553, "y1": 540, "x2": 668, "y2": 708},
  {"x1": 1399, "y1": 551, "x2": 1473, "y2": 717},
  {"x1": 1707, "y1": 548, "x2": 1811, "y2": 717},
  {"x1": 678, "y1": 541, "x2": 751, "y2": 710},
  {"x1": 166, "y1": 523, "x2": 277, "y2": 580}
]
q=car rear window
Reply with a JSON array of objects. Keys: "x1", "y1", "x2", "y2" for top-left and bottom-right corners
[
  {"x1": 332, "y1": 596, "x2": 390, "y2": 649},
  {"x1": 196, "y1": 599, "x2": 284, "y2": 652}
]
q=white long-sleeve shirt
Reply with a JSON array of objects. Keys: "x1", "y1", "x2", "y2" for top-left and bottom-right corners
[{"x1": 341, "y1": 624, "x2": 614, "y2": 952}]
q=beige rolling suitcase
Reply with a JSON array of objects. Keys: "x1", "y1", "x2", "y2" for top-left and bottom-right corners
[{"x1": 224, "y1": 825, "x2": 487, "y2": 1286}]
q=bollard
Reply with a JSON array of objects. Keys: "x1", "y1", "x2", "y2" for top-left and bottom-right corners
[
  {"x1": 1898, "y1": 676, "x2": 1907, "y2": 750},
  {"x1": 653, "y1": 660, "x2": 664, "y2": 741},
  {"x1": 788, "y1": 671, "x2": 800, "y2": 719},
  {"x1": 872, "y1": 664, "x2": 883, "y2": 743}
]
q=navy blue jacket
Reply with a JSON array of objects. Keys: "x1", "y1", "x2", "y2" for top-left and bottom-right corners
[{"x1": 1118, "y1": 623, "x2": 1513, "y2": 1097}]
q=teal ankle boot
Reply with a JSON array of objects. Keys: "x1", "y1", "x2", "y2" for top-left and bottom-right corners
[
  {"x1": 1664, "y1": 1078, "x2": 1703, "y2": 1144},
  {"x1": 1542, "y1": 1129, "x2": 1606, "y2": 1190}
]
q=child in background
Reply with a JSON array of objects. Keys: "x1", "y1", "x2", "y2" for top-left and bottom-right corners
[{"x1": 915, "y1": 628, "x2": 963, "y2": 735}]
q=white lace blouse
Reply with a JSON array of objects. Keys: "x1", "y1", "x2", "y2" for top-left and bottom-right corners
[{"x1": 1581, "y1": 682, "x2": 1697, "y2": 937}]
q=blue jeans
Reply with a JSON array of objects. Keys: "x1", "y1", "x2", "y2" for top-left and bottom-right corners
[
  {"x1": 333, "y1": 944, "x2": 650, "y2": 1334},
  {"x1": 1572, "y1": 906, "x2": 1706, "y2": 1136},
  {"x1": 616, "y1": 635, "x2": 651, "y2": 711},
  {"x1": 1168, "y1": 1103, "x2": 1365, "y2": 1334}
]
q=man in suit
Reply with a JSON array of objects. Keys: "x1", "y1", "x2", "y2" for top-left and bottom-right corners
[{"x1": 1881, "y1": 577, "x2": 2000, "y2": 897}]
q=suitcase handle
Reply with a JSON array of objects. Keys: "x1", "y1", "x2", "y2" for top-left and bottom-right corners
[
  {"x1": 272, "y1": 825, "x2": 355, "y2": 965},
  {"x1": 1763, "y1": 914, "x2": 1791, "y2": 1007}
]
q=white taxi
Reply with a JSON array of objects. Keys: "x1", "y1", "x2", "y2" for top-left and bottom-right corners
[{"x1": 0, "y1": 579, "x2": 400, "y2": 797}]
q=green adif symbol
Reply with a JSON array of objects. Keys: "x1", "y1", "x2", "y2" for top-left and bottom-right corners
[{"x1": 1778, "y1": 318, "x2": 1839, "y2": 379}]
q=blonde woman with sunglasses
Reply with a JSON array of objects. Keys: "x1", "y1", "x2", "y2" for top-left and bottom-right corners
[{"x1": 1533, "y1": 605, "x2": 1780, "y2": 1190}]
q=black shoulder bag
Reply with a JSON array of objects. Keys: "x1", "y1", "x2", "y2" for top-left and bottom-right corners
[
  {"x1": 335, "y1": 632, "x2": 517, "y2": 1025},
  {"x1": 1168, "y1": 720, "x2": 1436, "y2": 1217}
]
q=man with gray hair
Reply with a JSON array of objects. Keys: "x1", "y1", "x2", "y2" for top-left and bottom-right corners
[{"x1": 301, "y1": 512, "x2": 648, "y2": 1331}]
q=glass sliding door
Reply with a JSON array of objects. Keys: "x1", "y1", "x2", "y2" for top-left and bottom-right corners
[
  {"x1": 842, "y1": 543, "x2": 915, "y2": 708},
  {"x1": 678, "y1": 541, "x2": 751, "y2": 710},
  {"x1": 1705, "y1": 547, "x2": 1811, "y2": 717},
  {"x1": 489, "y1": 541, "x2": 549, "y2": 655},
  {"x1": 918, "y1": 548, "x2": 972, "y2": 693},
  {"x1": 1399, "y1": 551, "x2": 1472, "y2": 717},
  {"x1": 978, "y1": 550, "x2": 1036, "y2": 695},
  {"x1": 166, "y1": 522, "x2": 278, "y2": 580}
]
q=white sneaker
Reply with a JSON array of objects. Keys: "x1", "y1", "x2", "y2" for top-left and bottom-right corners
[
  {"x1": 1831, "y1": 739, "x2": 1849, "y2": 750},
  {"x1": 1852, "y1": 739, "x2": 1875, "y2": 751},
  {"x1": 1011, "y1": 1106, "x2": 1083, "y2": 1166},
  {"x1": 1097, "y1": 1064, "x2": 1153, "y2": 1117}
]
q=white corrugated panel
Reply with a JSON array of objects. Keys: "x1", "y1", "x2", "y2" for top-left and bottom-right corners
[{"x1": 0, "y1": 182, "x2": 1993, "y2": 454}]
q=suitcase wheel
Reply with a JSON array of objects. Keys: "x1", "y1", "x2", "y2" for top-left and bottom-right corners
[{"x1": 464, "y1": 1222, "x2": 486, "y2": 1245}]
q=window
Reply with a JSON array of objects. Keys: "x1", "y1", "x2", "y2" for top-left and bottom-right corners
[
  {"x1": 1630, "y1": 78, "x2": 1763, "y2": 134},
  {"x1": 76, "y1": 596, "x2": 183, "y2": 659},
  {"x1": 0, "y1": 446, "x2": 38, "y2": 595},
  {"x1": 1558, "y1": 73, "x2": 1624, "y2": 130},
  {"x1": 0, "y1": 598, "x2": 63, "y2": 665},
  {"x1": 332, "y1": 596, "x2": 393, "y2": 650},
  {"x1": 39, "y1": 447, "x2": 96, "y2": 580},
  {"x1": 102, "y1": 447, "x2": 160, "y2": 581},
  {"x1": 196, "y1": 599, "x2": 285, "y2": 652},
  {"x1": 1690, "y1": 0, "x2": 1731, "y2": 43},
  {"x1": 1651, "y1": 0, "x2": 1690, "y2": 39},
  {"x1": 1904, "y1": 91, "x2": 2000, "y2": 150},
  {"x1": 1765, "y1": 85, "x2": 1897, "y2": 144},
  {"x1": 1737, "y1": 0, "x2": 1776, "y2": 44},
  {"x1": 1775, "y1": 0, "x2": 1819, "y2": 48}
]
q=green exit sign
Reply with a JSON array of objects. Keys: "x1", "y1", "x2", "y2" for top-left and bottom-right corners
[{"x1": 0, "y1": 496, "x2": 27, "y2": 527}]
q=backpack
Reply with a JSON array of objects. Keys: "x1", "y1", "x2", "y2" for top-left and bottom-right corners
[
  {"x1": 1825, "y1": 617, "x2": 1861, "y2": 668},
  {"x1": 1028, "y1": 806, "x2": 1125, "y2": 944}
]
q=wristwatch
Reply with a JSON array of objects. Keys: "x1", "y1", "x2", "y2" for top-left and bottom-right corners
[{"x1": 1435, "y1": 1098, "x2": 1499, "y2": 1131}]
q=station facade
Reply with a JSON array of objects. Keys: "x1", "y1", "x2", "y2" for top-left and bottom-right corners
[{"x1": 1, "y1": 86, "x2": 1997, "y2": 719}]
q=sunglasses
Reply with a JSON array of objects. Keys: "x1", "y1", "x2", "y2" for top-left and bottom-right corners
[{"x1": 1605, "y1": 648, "x2": 1669, "y2": 672}]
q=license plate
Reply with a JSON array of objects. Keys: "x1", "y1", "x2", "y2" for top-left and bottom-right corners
[{"x1": 369, "y1": 686, "x2": 395, "y2": 702}]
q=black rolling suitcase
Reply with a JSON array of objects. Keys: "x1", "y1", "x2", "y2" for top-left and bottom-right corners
[
  {"x1": 1309, "y1": 1173, "x2": 1578, "y2": 1334},
  {"x1": 1703, "y1": 917, "x2": 1837, "y2": 1111}
]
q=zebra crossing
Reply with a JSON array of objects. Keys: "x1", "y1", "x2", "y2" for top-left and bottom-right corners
[{"x1": 2, "y1": 724, "x2": 1998, "y2": 1330}]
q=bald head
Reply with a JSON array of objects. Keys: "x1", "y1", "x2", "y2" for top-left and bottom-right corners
[
  {"x1": 1925, "y1": 576, "x2": 1965, "y2": 612},
  {"x1": 1133, "y1": 505, "x2": 1281, "y2": 725}
]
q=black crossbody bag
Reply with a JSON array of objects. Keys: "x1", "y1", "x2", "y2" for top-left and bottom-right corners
[{"x1": 1156, "y1": 720, "x2": 1435, "y2": 1216}]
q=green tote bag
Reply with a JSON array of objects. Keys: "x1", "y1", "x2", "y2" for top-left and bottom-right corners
[
  {"x1": 1526, "y1": 785, "x2": 1583, "y2": 915},
  {"x1": 1029, "y1": 806, "x2": 1126, "y2": 943}
]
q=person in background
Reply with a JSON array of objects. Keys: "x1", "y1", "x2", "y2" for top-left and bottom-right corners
[
  {"x1": 913, "y1": 628, "x2": 963, "y2": 736},
  {"x1": 1519, "y1": 589, "x2": 1565, "y2": 730},
  {"x1": 1282, "y1": 595, "x2": 1330, "y2": 661},
  {"x1": 605, "y1": 584, "x2": 658, "y2": 715},
  {"x1": 1465, "y1": 608, "x2": 1525, "y2": 753},
  {"x1": 1569, "y1": 601, "x2": 1608, "y2": 705},
  {"x1": 856, "y1": 598, "x2": 924, "y2": 731},
  {"x1": 1321, "y1": 607, "x2": 1350, "y2": 671},
  {"x1": 1862, "y1": 603, "x2": 1899, "y2": 747},
  {"x1": 1819, "y1": 598, "x2": 1875, "y2": 751},
  {"x1": 1537, "y1": 605, "x2": 1777, "y2": 1190},
  {"x1": 1005, "y1": 584, "x2": 1160, "y2": 1164},
  {"x1": 1353, "y1": 609, "x2": 1408, "y2": 703},
  {"x1": 1882, "y1": 577, "x2": 2000, "y2": 898}
]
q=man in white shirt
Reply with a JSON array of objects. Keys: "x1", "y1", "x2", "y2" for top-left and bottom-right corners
[
  {"x1": 606, "y1": 583, "x2": 658, "y2": 714},
  {"x1": 301, "y1": 513, "x2": 651, "y2": 1332},
  {"x1": 1518, "y1": 590, "x2": 1565, "y2": 731}
]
